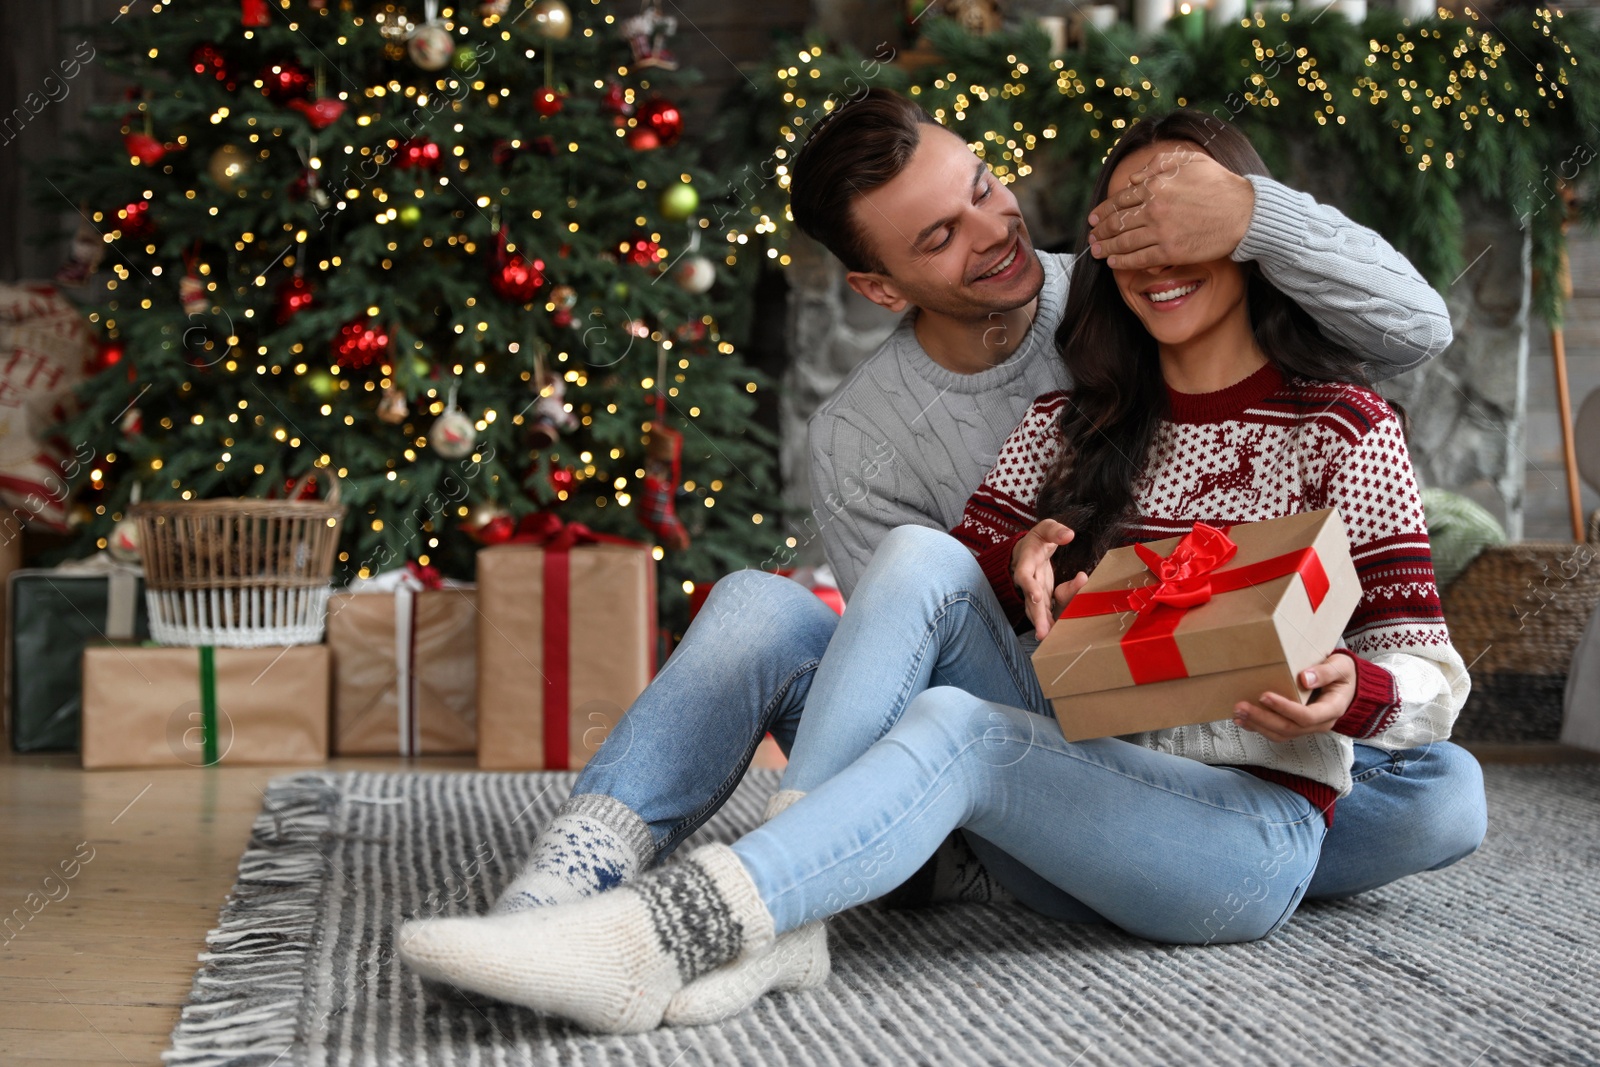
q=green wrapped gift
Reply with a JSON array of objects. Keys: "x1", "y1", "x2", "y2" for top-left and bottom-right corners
[{"x1": 8, "y1": 562, "x2": 148, "y2": 752}]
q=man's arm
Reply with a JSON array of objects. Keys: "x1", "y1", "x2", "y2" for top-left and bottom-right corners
[
  {"x1": 1232, "y1": 175, "x2": 1452, "y2": 381},
  {"x1": 1087, "y1": 153, "x2": 1453, "y2": 380},
  {"x1": 807, "y1": 412, "x2": 936, "y2": 601}
]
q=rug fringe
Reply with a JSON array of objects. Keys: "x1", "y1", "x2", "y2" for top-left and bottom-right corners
[{"x1": 162, "y1": 772, "x2": 341, "y2": 1067}]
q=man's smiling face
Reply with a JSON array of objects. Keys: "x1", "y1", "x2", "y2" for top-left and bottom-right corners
[{"x1": 845, "y1": 125, "x2": 1045, "y2": 321}]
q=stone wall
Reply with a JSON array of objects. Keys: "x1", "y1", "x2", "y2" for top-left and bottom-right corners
[{"x1": 1378, "y1": 204, "x2": 1533, "y2": 539}]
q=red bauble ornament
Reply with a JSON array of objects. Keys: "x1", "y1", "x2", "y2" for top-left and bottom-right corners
[
  {"x1": 125, "y1": 132, "x2": 166, "y2": 166},
  {"x1": 489, "y1": 228, "x2": 546, "y2": 303},
  {"x1": 191, "y1": 43, "x2": 237, "y2": 90},
  {"x1": 289, "y1": 97, "x2": 346, "y2": 129},
  {"x1": 636, "y1": 97, "x2": 683, "y2": 147},
  {"x1": 625, "y1": 236, "x2": 663, "y2": 270},
  {"x1": 601, "y1": 81, "x2": 633, "y2": 116},
  {"x1": 531, "y1": 135, "x2": 559, "y2": 157},
  {"x1": 281, "y1": 474, "x2": 322, "y2": 500},
  {"x1": 276, "y1": 274, "x2": 315, "y2": 323},
  {"x1": 550, "y1": 466, "x2": 577, "y2": 495},
  {"x1": 627, "y1": 125, "x2": 660, "y2": 152},
  {"x1": 90, "y1": 339, "x2": 125, "y2": 373},
  {"x1": 118, "y1": 200, "x2": 154, "y2": 239},
  {"x1": 241, "y1": 0, "x2": 271, "y2": 27},
  {"x1": 551, "y1": 307, "x2": 573, "y2": 328},
  {"x1": 393, "y1": 137, "x2": 442, "y2": 170},
  {"x1": 533, "y1": 86, "x2": 565, "y2": 117},
  {"x1": 331, "y1": 318, "x2": 391, "y2": 369},
  {"x1": 259, "y1": 60, "x2": 312, "y2": 101},
  {"x1": 491, "y1": 139, "x2": 526, "y2": 167}
]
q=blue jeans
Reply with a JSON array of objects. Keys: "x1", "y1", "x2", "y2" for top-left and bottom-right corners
[{"x1": 571, "y1": 525, "x2": 1484, "y2": 905}]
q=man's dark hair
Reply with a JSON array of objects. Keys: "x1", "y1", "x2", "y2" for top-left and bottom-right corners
[{"x1": 788, "y1": 88, "x2": 942, "y2": 274}]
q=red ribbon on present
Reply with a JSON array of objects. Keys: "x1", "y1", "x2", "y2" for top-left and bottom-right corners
[
  {"x1": 1059, "y1": 522, "x2": 1330, "y2": 686},
  {"x1": 507, "y1": 513, "x2": 652, "y2": 769},
  {"x1": 404, "y1": 560, "x2": 444, "y2": 590}
]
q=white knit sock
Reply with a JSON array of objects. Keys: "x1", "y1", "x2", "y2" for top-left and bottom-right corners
[
  {"x1": 492, "y1": 793, "x2": 654, "y2": 913},
  {"x1": 662, "y1": 788, "x2": 830, "y2": 1026},
  {"x1": 400, "y1": 843, "x2": 773, "y2": 1034}
]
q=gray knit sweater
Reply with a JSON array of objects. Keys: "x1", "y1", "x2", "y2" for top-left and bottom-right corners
[{"x1": 807, "y1": 174, "x2": 1452, "y2": 599}]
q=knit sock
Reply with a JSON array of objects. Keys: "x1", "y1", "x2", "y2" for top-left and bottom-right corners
[
  {"x1": 491, "y1": 793, "x2": 655, "y2": 913},
  {"x1": 662, "y1": 788, "x2": 830, "y2": 1026},
  {"x1": 882, "y1": 830, "x2": 1015, "y2": 910},
  {"x1": 400, "y1": 843, "x2": 773, "y2": 1034}
]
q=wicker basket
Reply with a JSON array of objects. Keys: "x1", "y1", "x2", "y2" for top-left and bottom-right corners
[
  {"x1": 132, "y1": 480, "x2": 345, "y2": 648},
  {"x1": 1441, "y1": 540, "x2": 1600, "y2": 741}
]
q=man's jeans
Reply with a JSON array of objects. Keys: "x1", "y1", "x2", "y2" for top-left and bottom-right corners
[{"x1": 571, "y1": 525, "x2": 1486, "y2": 905}]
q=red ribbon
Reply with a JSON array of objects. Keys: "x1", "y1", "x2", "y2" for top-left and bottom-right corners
[
  {"x1": 508, "y1": 513, "x2": 650, "y2": 768},
  {"x1": 404, "y1": 560, "x2": 444, "y2": 590},
  {"x1": 1059, "y1": 522, "x2": 1330, "y2": 686}
]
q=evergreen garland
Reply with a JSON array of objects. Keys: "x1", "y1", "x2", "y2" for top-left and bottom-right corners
[{"x1": 720, "y1": 7, "x2": 1599, "y2": 323}]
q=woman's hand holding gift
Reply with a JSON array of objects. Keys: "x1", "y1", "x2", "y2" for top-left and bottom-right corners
[
  {"x1": 1012, "y1": 518, "x2": 1090, "y2": 641},
  {"x1": 1232, "y1": 652, "x2": 1358, "y2": 742}
]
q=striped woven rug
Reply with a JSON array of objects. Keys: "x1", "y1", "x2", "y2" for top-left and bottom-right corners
[{"x1": 165, "y1": 765, "x2": 1600, "y2": 1066}]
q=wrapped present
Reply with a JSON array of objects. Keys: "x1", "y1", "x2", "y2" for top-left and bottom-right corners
[
  {"x1": 9, "y1": 556, "x2": 148, "y2": 752},
  {"x1": 476, "y1": 515, "x2": 655, "y2": 770},
  {"x1": 1034, "y1": 509, "x2": 1361, "y2": 741},
  {"x1": 328, "y1": 565, "x2": 477, "y2": 755},
  {"x1": 687, "y1": 564, "x2": 845, "y2": 621},
  {"x1": 80, "y1": 643, "x2": 329, "y2": 768}
]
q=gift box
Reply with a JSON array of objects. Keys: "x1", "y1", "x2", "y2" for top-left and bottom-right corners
[
  {"x1": 475, "y1": 520, "x2": 655, "y2": 770},
  {"x1": 9, "y1": 559, "x2": 149, "y2": 752},
  {"x1": 80, "y1": 642, "x2": 329, "y2": 768},
  {"x1": 328, "y1": 576, "x2": 477, "y2": 755},
  {"x1": 687, "y1": 565, "x2": 845, "y2": 620},
  {"x1": 1034, "y1": 509, "x2": 1362, "y2": 741}
]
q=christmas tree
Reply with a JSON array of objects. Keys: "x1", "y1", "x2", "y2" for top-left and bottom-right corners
[{"x1": 43, "y1": 0, "x2": 778, "y2": 631}]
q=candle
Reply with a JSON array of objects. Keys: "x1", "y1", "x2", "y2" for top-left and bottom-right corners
[
  {"x1": 1332, "y1": 0, "x2": 1367, "y2": 22},
  {"x1": 1173, "y1": 0, "x2": 1205, "y2": 41},
  {"x1": 1135, "y1": 0, "x2": 1175, "y2": 35},
  {"x1": 1086, "y1": 4, "x2": 1119, "y2": 31},
  {"x1": 1210, "y1": 0, "x2": 1246, "y2": 29},
  {"x1": 1038, "y1": 14, "x2": 1068, "y2": 54}
]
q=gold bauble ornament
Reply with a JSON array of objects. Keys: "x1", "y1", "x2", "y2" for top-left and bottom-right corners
[{"x1": 530, "y1": 0, "x2": 572, "y2": 39}]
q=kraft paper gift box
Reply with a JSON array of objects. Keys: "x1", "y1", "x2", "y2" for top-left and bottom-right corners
[
  {"x1": 1033, "y1": 509, "x2": 1362, "y2": 741},
  {"x1": 9, "y1": 558, "x2": 149, "y2": 752},
  {"x1": 80, "y1": 643, "x2": 329, "y2": 768},
  {"x1": 475, "y1": 530, "x2": 655, "y2": 771},
  {"x1": 328, "y1": 583, "x2": 477, "y2": 755}
]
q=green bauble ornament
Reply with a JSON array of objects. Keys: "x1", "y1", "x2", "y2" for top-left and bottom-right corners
[
  {"x1": 611, "y1": 281, "x2": 630, "y2": 300},
  {"x1": 658, "y1": 180, "x2": 699, "y2": 222},
  {"x1": 452, "y1": 44, "x2": 478, "y2": 72},
  {"x1": 410, "y1": 354, "x2": 432, "y2": 381},
  {"x1": 306, "y1": 370, "x2": 338, "y2": 399},
  {"x1": 398, "y1": 204, "x2": 422, "y2": 228}
]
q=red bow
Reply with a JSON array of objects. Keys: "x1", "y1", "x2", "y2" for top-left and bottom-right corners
[
  {"x1": 508, "y1": 512, "x2": 644, "y2": 552},
  {"x1": 404, "y1": 560, "x2": 444, "y2": 590},
  {"x1": 1126, "y1": 522, "x2": 1238, "y2": 612},
  {"x1": 1060, "y1": 522, "x2": 1329, "y2": 687}
]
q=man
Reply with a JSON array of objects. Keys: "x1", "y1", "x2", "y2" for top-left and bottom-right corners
[{"x1": 482, "y1": 90, "x2": 1485, "y2": 1024}]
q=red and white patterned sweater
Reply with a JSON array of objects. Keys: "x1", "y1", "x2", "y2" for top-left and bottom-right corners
[{"x1": 951, "y1": 362, "x2": 1469, "y2": 818}]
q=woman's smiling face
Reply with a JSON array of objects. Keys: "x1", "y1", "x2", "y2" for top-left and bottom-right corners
[{"x1": 1107, "y1": 141, "x2": 1250, "y2": 350}]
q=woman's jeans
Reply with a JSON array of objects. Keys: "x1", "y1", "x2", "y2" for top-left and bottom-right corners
[{"x1": 571, "y1": 525, "x2": 1486, "y2": 907}]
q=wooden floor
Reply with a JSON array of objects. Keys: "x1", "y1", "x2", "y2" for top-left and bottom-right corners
[
  {"x1": 0, "y1": 739, "x2": 1592, "y2": 1066},
  {"x1": 0, "y1": 739, "x2": 789, "y2": 1066}
]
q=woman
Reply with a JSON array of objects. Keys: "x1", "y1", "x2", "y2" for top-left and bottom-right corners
[{"x1": 399, "y1": 111, "x2": 1469, "y2": 1034}]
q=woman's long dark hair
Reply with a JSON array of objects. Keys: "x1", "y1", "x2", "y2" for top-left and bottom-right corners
[{"x1": 1038, "y1": 110, "x2": 1372, "y2": 581}]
